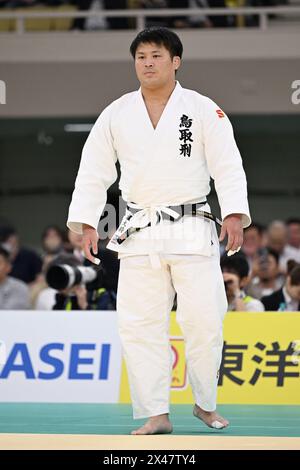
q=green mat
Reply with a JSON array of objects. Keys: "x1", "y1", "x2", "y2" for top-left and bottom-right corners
[{"x1": 0, "y1": 404, "x2": 299, "y2": 437}]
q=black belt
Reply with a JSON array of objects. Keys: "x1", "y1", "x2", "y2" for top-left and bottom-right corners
[
  {"x1": 112, "y1": 200, "x2": 222, "y2": 246},
  {"x1": 127, "y1": 200, "x2": 208, "y2": 223}
]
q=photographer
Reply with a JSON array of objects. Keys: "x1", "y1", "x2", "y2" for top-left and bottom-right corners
[
  {"x1": 53, "y1": 283, "x2": 89, "y2": 310},
  {"x1": 46, "y1": 253, "x2": 115, "y2": 310},
  {"x1": 221, "y1": 252, "x2": 264, "y2": 312}
]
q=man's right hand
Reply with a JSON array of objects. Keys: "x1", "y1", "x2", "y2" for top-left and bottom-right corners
[{"x1": 82, "y1": 223, "x2": 99, "y2": 264}]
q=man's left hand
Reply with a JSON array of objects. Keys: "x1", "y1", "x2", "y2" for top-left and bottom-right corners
[{"x1": 219, "y1": 214, "x2": 243, "y2": 252}]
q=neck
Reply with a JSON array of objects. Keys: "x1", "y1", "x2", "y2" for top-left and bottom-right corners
[
  {"x1": 141, "y1": 80, "x2": 176, "y2": 103},
  {"x1": 260, "y1": 278, "x2": 276, "y2": 288}
]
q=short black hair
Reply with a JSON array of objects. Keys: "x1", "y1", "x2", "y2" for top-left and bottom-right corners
[
  {"x1": 244, "y1": 222, "x2": 266, "y2": 236},
  {"x1": 220, "y1": 252, "x2": 250, "y2": 279},
  {"x1": 0, "y1": 225, "x2": 17, "y2": 243},
  {"x1": 41, "y1": 225, "x2": 65, "y2": 242},
  {"x1": 130, "y1": 27, "x2": 183, "y2": 60},
  {"x1": 264, "y1": 247, "x2": 279, "y2": 265},
  {"x1": 0, "y1": 246, "x2": 10, "y2": 262},
  {"x1": 287, "y1": 260, "x2": 300, "y2": 286},
  {"x1": 47, "y1": 253, "x2": 81, "y2": 270},
  {"x1": 286, "y1": 218, "x2": 300, "y2": 226}
]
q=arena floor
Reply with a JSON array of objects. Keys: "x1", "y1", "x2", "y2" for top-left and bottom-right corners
[{"x1": 0, "y1": 404, "x2": 299, "y2": 450}]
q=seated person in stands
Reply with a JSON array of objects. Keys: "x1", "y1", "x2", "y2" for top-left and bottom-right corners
[
  {"x1": 0, "y1": 246, "x2": 30, "y2": 310},
  {"x1": 242, "y1": 222, "x2": 266, "y2": 274},
  {"x1": 246, "y1": 247, "x2": 283, "y2": 299},
  {"x1": 0, "y1": 224, "x2": 42, "y2": 285},
  {"x1": 41, "y1": 224, "x2": 65, "y2": 256},
  {"x1": 221, "y1": 252, "x2": 264, "y2": 312},
  {"x1": 262, "y1": 260, "x2": 300, "y2": 311}
]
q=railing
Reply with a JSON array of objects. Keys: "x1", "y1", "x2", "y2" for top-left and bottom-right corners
[{"x1": 0, "y1": 6, "x2": 300, "y2": 34}]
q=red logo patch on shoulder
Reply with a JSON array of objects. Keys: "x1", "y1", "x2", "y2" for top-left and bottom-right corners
[{"x1": 216, "y1": 109, "x2": 225, "y2": 118}]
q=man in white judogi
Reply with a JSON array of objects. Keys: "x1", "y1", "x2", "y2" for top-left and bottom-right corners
[{"x1": 67, "y1": 27, "x2": 251, "y2": 434}]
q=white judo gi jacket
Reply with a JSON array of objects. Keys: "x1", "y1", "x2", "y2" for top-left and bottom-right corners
[{"x1": 67, "y1": 81, "x2": 251, "y2": 258}]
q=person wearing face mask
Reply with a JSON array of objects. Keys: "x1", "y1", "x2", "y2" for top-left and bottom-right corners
[
  {"x1": 262, "y1": 260, "x2": 300, "y2": 312},
  {"x1": 41, "y1": 225, "x2": 65, "y2": 256}
]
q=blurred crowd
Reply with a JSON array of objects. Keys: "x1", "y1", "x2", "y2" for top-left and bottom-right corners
[
  {"x1": 0, "y1": 217, "x2": 300, "y2": 311},
  {"x1": 0, "y1": 0, "x2": 289, "y2": 30},
  {"x1": 0, "y1": 223, "x2": 120, "y2": 311}
]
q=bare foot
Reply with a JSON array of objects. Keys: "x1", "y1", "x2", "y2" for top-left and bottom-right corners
[
  {"x1": 193, "y1": 404, "x2": 229, "y2": 429},
  {"x1": 131, "y1": 414, "x2": 173, "y2": 435}
]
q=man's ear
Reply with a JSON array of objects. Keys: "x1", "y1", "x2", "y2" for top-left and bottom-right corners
[{"x1": 173, "y1": 56, "x2": 181, "y2": 70}]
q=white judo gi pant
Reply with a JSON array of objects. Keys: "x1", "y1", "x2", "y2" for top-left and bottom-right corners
[{"x1": 117, "y1": 250, "x2": 228, "y2": 419}]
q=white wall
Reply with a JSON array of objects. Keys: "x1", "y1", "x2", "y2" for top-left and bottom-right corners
[{"x1": 0, "y1": 29, "x2": 300, "y2": 116}]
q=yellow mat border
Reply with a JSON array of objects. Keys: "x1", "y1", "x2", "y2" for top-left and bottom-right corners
[{"x1": 0, "y1": 434, "x2": 299, "y2": 450}]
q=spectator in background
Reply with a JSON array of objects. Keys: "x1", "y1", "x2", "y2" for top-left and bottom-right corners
[
  {"x1": 220, "y1": 252, "x2": 264, "y2": 311},
  {"x1": 285, "y1": 218, "x2": 300, "y2": 262},
  {"x1": 245, "y1": 247, "x2": 283, "y2": 299},
  {"x1": 262, "y1": 260, "x2": 300, "y2": 311},
  {"x1": 139, "y1": 0, "x2": 192, "y2": 29},
  {"x1": 31, "y1": 253, "x2": 57, "y2": 309},
  {"x1": 167, "y1": 0, "x2": 189, "y2": 29},
  {"x1": 0, "y1": 225, "x2": 42, "y2": 285},
  {"x1": 103, "y1": 0, "x2": 130, "y2": 29},
  {"x1": 0, "y1": 246, "x2": 30, "y2": 309},
  {"x1": 41, "y1": 224, "x2": 65, "y2": 256},
  {"x1": 140, "y1": 0, "x2": 169, "y2": 28},
  {"x1": 65, "y1": 227, "x2": 85, "y2": 263},
  {"x1": 28, "y1": 224, "x2": 65, "y2": 308},
  {"x1": 189, "y1": 0, "x2": 213, "y2": 29},
  {"x1": 206, "y1": 0, "x2": 229, "y2": 28},
  {"x1": 266, "y1": 220, "x2": 291, "y2": 274},
  {"x1": 242, "y1": 222, "x2": 265, "y2": 275},
  {"x1": 71, "y1": 0, "x2": 94, "y2": 31},
  {"x1": 36, "y1": 230, "x2": 86, "y2": 309}
]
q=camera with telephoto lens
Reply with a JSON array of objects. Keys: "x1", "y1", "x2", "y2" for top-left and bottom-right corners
[{"x1": 46, "y1": 253, "x2": 103, "y2": 292}]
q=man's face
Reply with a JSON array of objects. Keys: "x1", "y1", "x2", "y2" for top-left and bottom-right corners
[
  {"x1": 287, "y1": 223, "x2": 300, "y2": 248},
  {"x1": 135, "y1": 42, "x2": 180, "y2": 89},
  {"x1": 68, "y1": 230, "x2": 83, "y2": 251},
  {"x1": 43, "y1": 229, "x2": 63, "y2": 254},
  {"x1": 257, "y1": 254, "x2": 278, "y2": 281},
  {"x1": 222, "y1": 268, "x2": 242, "y2": 299},
  {"x1": 0, "y1": 255, "x2": 11, "y2": 283},
  {"x1": 287, "y1": 278, "x2": 300, "y2": 302},
  {"x1": 243, "y1": 227, "x2": 262, "y2": 257},
  {"x1": 267, "y1": 225, "x2": 287, "y2": 254}
]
